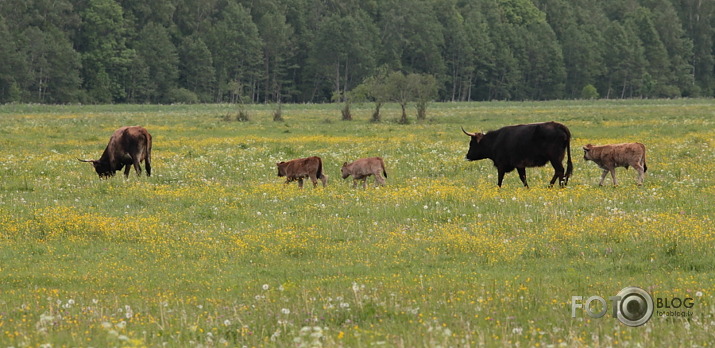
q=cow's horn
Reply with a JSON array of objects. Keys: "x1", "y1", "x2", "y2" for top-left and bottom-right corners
[
  {"x1": 461, "y1": 127, "x2": 476, "y2": 137},
  {"x1": 78, "y1": 158, "x2": 94, "y2": 163}
]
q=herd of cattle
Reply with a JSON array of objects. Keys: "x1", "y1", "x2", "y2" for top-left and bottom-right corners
[{"x1": 79, "y1": 122, "x2": 648, "y2": 187}]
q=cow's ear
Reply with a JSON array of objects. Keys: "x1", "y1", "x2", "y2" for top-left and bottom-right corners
[
  {"x1": 583, "y1": 144, "x2": 591, "y2": 151},
  {"x1": 475, "y1": 133, "x2": 484, "y2": 143},
  {"x1": 342, "y1": 162, "x2": 348, "y2": 166}
]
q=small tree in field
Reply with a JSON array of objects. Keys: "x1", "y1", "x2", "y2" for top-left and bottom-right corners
[
  {"x1": 270, "y1": 78, "x2": 284, "y2": 121},
  {"x1": 332, "y1": 91, "x2": 352, "y2": 121},
  {"x1": 409, "y1": 73, "x2": 438, "y2": 120},
  {"x1": 228, "y1": 80, "x2": 250, "y2": 121},
  {"x1": 581, "y1": 84, "x2": 599, "y2": 100},
  {"x1": 272, "y1": 100, "x2": 284, "y2": 121},
  {"x1": 386, "y1": 71, "x2": 410, "y2": 124},
  {"x1": 354, "y1": 67, "x2": 391, "y2": 122},
  {"x1": 357, "y1": 70, "x2": 436, "y2": 124}
]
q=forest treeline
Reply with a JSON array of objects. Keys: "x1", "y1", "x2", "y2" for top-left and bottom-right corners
[{"x1": 0, "y1": 0, "x2": 712, "y2": 104}]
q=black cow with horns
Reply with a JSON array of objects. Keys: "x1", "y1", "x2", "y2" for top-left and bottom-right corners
[{"x1": 462, "y1": 121, "x2": 573, "y2": 187}]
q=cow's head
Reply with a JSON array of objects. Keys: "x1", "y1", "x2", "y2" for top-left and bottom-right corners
[
  {"x1": 79, "y1": 159, "x2": 115, "y2": 178},
  {"x1": 276, "y1": 162, "x2": 287, "y2": 177},
  {"x1": 582, "y1": 144, "x2": 594, "y2": 161},
  {"x1": 462, "y1": 127, "x2": 487, "y2": 161},
  {"x1": 341, "y1": 162, "x2": 351, "y2": 179}
]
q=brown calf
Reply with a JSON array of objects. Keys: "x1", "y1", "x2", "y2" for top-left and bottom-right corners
[
  {"x1": 583, "y1": 143, "x2": 647, "y2": 186},
  {"x1": 341, "y1": 157, "x2": 388, "y2": 188},
  {"x1": 276, "y1": 156, "x2": 327, "y2": 188}
]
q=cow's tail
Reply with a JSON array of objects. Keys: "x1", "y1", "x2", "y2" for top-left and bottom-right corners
[
  {"x1": 380, "y1": 157, "x2": 388, "y2": 178},
  {"x1": 563, "y1": 125, "x2": 573, "y2": 184},
  {"x1": 145, "y1": 131, "x2": 153, "y2": 176},
  {"x1": 566, "y1": 143, "x2": 573, "y2": 178},
  {"x1": 316, "y1": 157, "x2": 324, "y2": 179},
  {"x1": 643, "y1": 146, "x2": 648, "y2": 173},
  {"x1": 146, "y1": 133, "x2": 152, "y2": 161}
]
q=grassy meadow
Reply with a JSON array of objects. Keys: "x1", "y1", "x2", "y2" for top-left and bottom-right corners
[{"x1": 0, "y1": 100, "x2": 713, "y2": 347}]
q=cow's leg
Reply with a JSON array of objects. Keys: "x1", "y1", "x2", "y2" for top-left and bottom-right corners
[
  {"x1": 362, "y1": 177, "x2": 368, "y2": 189},
  {"x1": 634, "y1": 164, "x2": 645, "y2": 185},
  {"x1": 145, "y1": 158, "x2": 151, "y2": 177},
  {"x1": 353, "y1": 175, "x2": 364, "y2": 188},
  {"x1": 516, "y1": 167, "x2": 528, "y2": 188},
  {"x1": 298, "y1": 178, "x2": 304, "y2": 188},
  {"x1": 375, "y1": 173, "x2": 386, "y2": 186},
  {"x1": 497, "y1": 168, "x2": 506, "y2": 187},
  {"x1": 124, "y1": 164, "x2": 131, "y2": 178},
  {"x1": 319, "y1": 174, "x2": 327, "y2": 187},
  {"x1": 131, "y1": 156, "x2": 142, "y2": 176},
  {"x1": 309, "y1": 174, "x2": 318, "y2": 188},
  {"x1": 599, "y1": 170, "x2": 608, "y2": 186},
  {"x1": 549, "y1": 160, "x2": 565, "y2": 187},
  {"x1": 609, "y1": 169, "x2": 618, "y2": 186}
]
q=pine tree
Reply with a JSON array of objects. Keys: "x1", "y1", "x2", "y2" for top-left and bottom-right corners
[{"x1": 135, "y1": 22, "x2": 179, "y2": 103}]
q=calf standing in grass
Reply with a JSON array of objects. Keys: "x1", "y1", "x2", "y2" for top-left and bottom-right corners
[
  {"x1": 276, "y1": 156, "x2": 327, "y2": 188},
  {"x1": 341, "y1": 157, "x2": 388, "y2": 188},
  {"x1": 583, "y1": 143, "x2": 647, "y2": 186}
]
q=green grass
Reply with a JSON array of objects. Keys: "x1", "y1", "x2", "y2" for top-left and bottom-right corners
[{"x1": 0, "y1": 99, "x2": 714, "y2": 347}]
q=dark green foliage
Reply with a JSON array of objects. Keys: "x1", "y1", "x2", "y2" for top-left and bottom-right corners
[
  {"x1": 603, "y1": 22, "x2": 646, "y2": 98},
  {"x1": 178, "y1": 35, "x2": 216, "y2": 103},
  {"x1": 308, "y1": 9, "x2": 378, "y2": 104},
  {"x1": 19, "y1": 26, "x2": 82, "y2": 103},
  {"x1": 134, "y1": 23, "x2": 179, "y2": 103},
  {"x1": 0, "y1": 16, "x2": 24, "y2": 103},
  {"x1": 79, "y1": 0, "x2": 134, "y2": 103},
  {"x1": 206, "y1": 2, "x2": 262, "y2": 103},
  {"x1": 0, "y1": 0, "x2": 712, "y2": 103}
]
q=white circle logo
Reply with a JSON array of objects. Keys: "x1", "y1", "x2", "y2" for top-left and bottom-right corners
[{"x1": 616, "y1": 287, "x2": 654, "y2": 327}]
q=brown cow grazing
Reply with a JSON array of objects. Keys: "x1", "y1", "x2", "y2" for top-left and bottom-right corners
[
  {"x1": 341, "y1": 157, "x2": 388, "y2": 188},
  {"x1": 583, "y1": 143, "x2": 647, "y2": 186},
  {"x1": 276, "y1": 156, "x2": 327, "y2": 188},
  {"x1": 79, "y1": 126, "x2": 152, "y2": 178}
]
